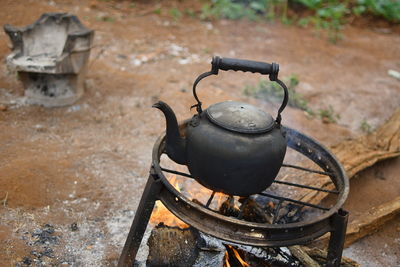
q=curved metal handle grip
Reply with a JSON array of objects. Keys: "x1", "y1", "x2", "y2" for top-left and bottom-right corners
[
  {"x1": 212, "y1": 56, "x2": 279, "y2": 80},
  {"x1": 192, "y1": 56, "x2": 288, "y2": 125}
]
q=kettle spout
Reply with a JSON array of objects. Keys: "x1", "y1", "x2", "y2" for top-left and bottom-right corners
[{"x1": 153, "y1": 101, "x2": 187, "y2": 165}]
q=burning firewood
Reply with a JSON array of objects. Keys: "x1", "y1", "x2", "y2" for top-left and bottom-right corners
[
  {"x1": 217, "y1": 196, "x2": 303, "y2": 225},
  {"x1": 146, "y1": 224, "x2": 306, "y2": 266},
  {"x1": 219, "y1": 196, "x2": 240, "y2": 217},
  {"x1": 225, "y1": 245, "x2": 250, "y2": 267},
  {"x1": 238, "y1": 197, "x2": 274, "y2": 224}
]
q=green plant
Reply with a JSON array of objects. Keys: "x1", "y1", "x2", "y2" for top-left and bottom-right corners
[
  {"x1": 243, "y1": 74, "x2": 313, "y2": 114},
  {"x1": 154, "y1": 7, "x2": 162, "y2": 15},
  {"x1": 318, "y1": 105, "x2": 340, "y2": 123},
  {"x1": 295, "y1": 0, "x2": 322, "y2": 10},
  {"x1": 360, "y1": 119, "x2": 373, "y2": 133},
  {"x1": 203, "y1": 48, "x2": 212, "y2": 54},
  {"x1": 200, "y1": 0, "x2": 288, "y2": 21},
  {"x1": 200, "y1": 0, "x2": 399, "y2": 43},
  {"x1": 295, "y1": 0, "x2": 349, "y2": 43},
  {"x1": 185, "y1": 8, "x2": 196, "y2": 18},
  {"x1": 201, "y1": 0, "x2": 255, "y2": 20},
  {"x1": 201, "y1": 0, "x2": 348, "y2": 42},
  {"x1": 96, "y1": 16, "x2": 115, "y2": 22},
  {"x1": 355, "y1": 0, "x2": 400, "y2": 22},
  {"x1": 170, "y1": 8, "x2": 182, "y2": 21}
]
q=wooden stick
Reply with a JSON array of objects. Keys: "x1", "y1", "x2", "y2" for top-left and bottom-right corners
[
  {"x1": 288, "y1": 245, "x2": 320, "y2": 267},
  {"x1": 1, "y1": 191, "x2": 8, "y2": 207},
  {"x1": 332, "y1": 108, "x2": 400, "y2": 178},
  {"x1": 344, "y1": 196, "x2": 400, "y2": 247},
  {"x1": 315, "y1": 196, "x2": 400, "y2": 247},
  {"x1": 301, "y1": 246, "x2": 360, "y2": 267}
]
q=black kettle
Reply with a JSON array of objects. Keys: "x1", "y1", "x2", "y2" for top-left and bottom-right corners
[{"x1": 153, "y1": 57, "x2": 288, "y2": 196}]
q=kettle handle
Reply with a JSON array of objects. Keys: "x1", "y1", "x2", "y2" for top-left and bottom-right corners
[{"x1": 192, "y1": 56, "x2": 289, "y2": 124}]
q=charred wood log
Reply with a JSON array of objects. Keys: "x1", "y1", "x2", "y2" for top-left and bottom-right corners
[
  {"x1": 218, "y1": 196, "x2": 301, "y2": 225},
  {"x1": 219, "y1": 196, "x2": 240, "y2": 217},
  {"x1": 288, "y1": 246, "x2": 320, "y2": 267},
  {"x1": 146, "y1": 225, "x2": 360, "y2": 267},
  {"x1": 239, "y1": 197, "x2": 274, "y2": 223},
  {"x1": 146, "y1": 223, "x2": 199, "y2": 267},
  {"x1": 194, "y1": 231, "x2": 226, "y2": 267}
]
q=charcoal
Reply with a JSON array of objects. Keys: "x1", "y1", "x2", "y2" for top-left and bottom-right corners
[
  {"x1": 240, "y1": 198, "x2": 274, "y2": 223},
  {"x1": 31, "y1": 224, "x2": 58, "y2": 245},
  {"x1": 193, "y1": 232, "x2": 226, "y2": 266},
  {"x1": 30, "y1": 247, "x2": 54, "y2": 259},
  {"x1": 22, "y1": 257, "x2": 32, "y2": 265},
  {"x1": 219, "y1": 196, "x2": 240, "y2": 217},
  {"x1": 70, "y1": 222, "x2": 78, "y2": 231},
  {"x1": 197, "y1": 232, "x2": 225, "y2": 252},
  {"x1": 192, "y1": 251, "x2": 225, "y2": 267},
  {"x1": 275, "y1": 204, "x2": 304, "y2": 224}
]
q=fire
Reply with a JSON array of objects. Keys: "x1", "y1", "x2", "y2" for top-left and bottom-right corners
[
  {"x1": 150, "y1": 165, "x2": 235, "y2": 228},
  {"x1": 224, "y1": 251, "x2": 231, "y2": 267},
  {"x1": 230, "y1": 246, "x2": 250, "y2": 267},
  {"x1": 224, "y1": 245, "x2": 250, "y2": 267},
  {"x1": 149, "y1": 162, "x2": 240, "y2": 229},
  {"x1": 150, "y1": 163, "x2": 250, "y2": 266},
  {"x1": 150, "y1": 175, "x2": 189, "y2": 228}
]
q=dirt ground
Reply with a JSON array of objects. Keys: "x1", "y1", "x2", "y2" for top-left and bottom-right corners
[{"x1": 0, "y1": 0, "x2": 399, "y2": 266}]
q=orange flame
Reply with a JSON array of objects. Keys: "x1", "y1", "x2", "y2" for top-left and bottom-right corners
[
  {"x1": 149, "y1": 165, "x2": 238, "y2": 229},
  {"x1": 224, "y1": 251, "x2": 230, "y2": 267},
  {"x1": 229, "y1": 245, "x2": 250, "y2": 267},
  {"x1": 149, "y1": 166, "x2": 250, "y2": 266},
  {"x1": 150, "y1": 175, "x2": 189, "y2": 228}
]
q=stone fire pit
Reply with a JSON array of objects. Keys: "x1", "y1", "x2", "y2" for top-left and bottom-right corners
[{"x1": 4, "y1": 13, "x2": 94, "y2": 107}]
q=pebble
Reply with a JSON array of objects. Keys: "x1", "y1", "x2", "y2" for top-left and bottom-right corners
[
  {"x1": 0, "y1": 104, "x2": 7, "y2": 111},
  {"x1": 71, "y1": 222, "x2": 79, "y2": 231},
  {"x1": 67, "y1": 105, "x2": 81, "y2": 112},
  {"x1": 22, "y1": 257, "x2": 32, "y2": 265},
  {"x1": 34, "y1": 124, "x2": 46, "y2": 132}
]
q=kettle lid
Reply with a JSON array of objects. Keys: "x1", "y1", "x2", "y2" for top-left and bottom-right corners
[{"x1": 206, "y1": 101, "x2": 275, "y2": 134}]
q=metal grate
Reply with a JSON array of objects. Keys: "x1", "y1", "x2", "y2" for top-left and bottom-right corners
[{"x1": 118, "y1": 127, "x2": 349, "y2": 267}]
